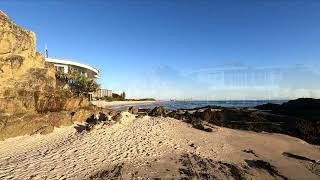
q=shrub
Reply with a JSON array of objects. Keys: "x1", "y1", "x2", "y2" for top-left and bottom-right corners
[{"x1": 56, "y1": 69, "x2": 100, "y2": 94}]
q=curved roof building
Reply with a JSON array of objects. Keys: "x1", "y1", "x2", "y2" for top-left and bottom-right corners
[{"x1": 45, "y1": 57, "x2": 100, "y2": 79}]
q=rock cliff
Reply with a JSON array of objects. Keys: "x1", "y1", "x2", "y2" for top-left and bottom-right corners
[{"x1": 0, "y1": 11, "x2": 91, "y2": 140}]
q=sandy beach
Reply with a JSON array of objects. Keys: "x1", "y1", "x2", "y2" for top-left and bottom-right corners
[
  {"x1": 91, "y1": 100, "x2": 156, "y2": 108},
  {"x1": 1, "y1": 4, "x2": 320, "y2": 180},
  {"x1": 0, "y1": 112, "x2": 319, "y2": 179}
]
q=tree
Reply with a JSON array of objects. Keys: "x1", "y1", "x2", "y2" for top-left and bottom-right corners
[
  {"x1": 121, "y1": 91, "x2": 126, "y2": 100},
  {"x1": 56, "y1": 69, "x2": 100, "y2": 94}
]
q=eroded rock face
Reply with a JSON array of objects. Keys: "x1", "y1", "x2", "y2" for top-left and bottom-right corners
[
  {"x1": 0, "y1": 11, "x2": 90, "y2": 140},
  {"x1": 0, "y1": 109, "x2": 100, "y2": 141},
  {"x1": 0, "y1": 11, "x2": 88, "y2": 115}
]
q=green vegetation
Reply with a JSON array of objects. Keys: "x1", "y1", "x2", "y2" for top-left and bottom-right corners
[
  {"x1": 120, "y1": 91, "x2": 126, "y2": 100},
  {"x1": 98, "y1": 91, "x2": 155, "y2": 102},
  {"x1": 56, "y1": 69, "x2": 100, "y2": 94},
  {"x1": 99, "y1": 92, "x2": 125, "y2": 101}
]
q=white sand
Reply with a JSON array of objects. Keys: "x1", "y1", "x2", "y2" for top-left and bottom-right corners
[
  {"x1": 0, "y1": 113, "x2": 319, "y2": 179},
  {"x1": 91, "y1": 100, "x2": 156, "y2": 108}
]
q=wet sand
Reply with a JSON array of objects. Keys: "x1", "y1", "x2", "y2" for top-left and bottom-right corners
[{"x1": 0, "y1": 112, "x2": 319, "y2": 179}]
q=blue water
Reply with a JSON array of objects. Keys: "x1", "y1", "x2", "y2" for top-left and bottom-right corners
[{"x1": 113, "y1": 100, "x2": 288, "y2": 110}]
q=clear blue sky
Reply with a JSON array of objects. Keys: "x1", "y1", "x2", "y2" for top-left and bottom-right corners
[{"x1": 2, "y1": 0, "x2": 320, "y2": 100}]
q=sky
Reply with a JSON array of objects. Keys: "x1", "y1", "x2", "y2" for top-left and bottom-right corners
[{"x1": 1, "y1": 0, "x2": 320, "y2": 100}]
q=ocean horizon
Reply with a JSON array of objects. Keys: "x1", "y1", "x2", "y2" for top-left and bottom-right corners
[{"x1": 113, "y1": 99, "x2": 288, "y2": 110}]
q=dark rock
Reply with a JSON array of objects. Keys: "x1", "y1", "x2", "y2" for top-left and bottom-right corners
[
  {"x1": 201, "y1": 108, "x2": 212, "y2": 122},
  {"x1": 135, "y1": 114, "x2": 144, "y2": 119},
  {"x1": 204, "y1": 127, "x2": 213, "y2": 132},
  {"x1": 255, "y1": 103, "x2": 280, "y2": 111},
  {"x1": 282, "y1": 152, "x2": 316, "y2": 163},
  {"x1": 209, "y1": 111, "x2": 222, "y2": 123},
  {"x1": 138, "y1": 108, "x2": 150, "y2": 113},
  {"x1": 275, "y1": 98, "x2": 320, "y2": 120},
  {"x1": 222, "y1": 109, "x2": 262, "y2": 122},
  {"x1": 191, "y1": 117, "x2": 205, "y2": 131},
  {"x1": 245, "y1": 160, "x2": 288, "y2": 179},
  {"x1": 243, "y1": 149, "x2": 259, "y2": 157},
  {"x1": 180, "y1": 105, "x2": 224, "y2": 111},
  {"x1": 167, "y1": 111, "x2": 182, "y2": 120},
  {"x1": 98, "y1": 112, "x2": 107, "y2": 121},
  {"x1": 148, "y1": 106, "x2": 167, "y2": 117},
  {"x1": 86, "y1": 115, "x2": 98, "y2": 124},
  {"x1": 179, "y1": 153, "x2": 248, "y2": 180},
  {"x1": 183, "y1": 111, "x2": 192, "y2": 123},
  {"x1": 89, "y1": 163, "x2": 124, "y2": 179}
]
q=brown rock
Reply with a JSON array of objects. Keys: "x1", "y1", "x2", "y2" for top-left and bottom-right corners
[
  {"x1": 112, "y1": 113, "x2": 123, "y2": 122},
  {"x1": 129, "y1": 107, "x2": 139, "y2": 114},
  {"x1": 71, "y1": 109, "x2": 96, "y2": 123},
  {"x1": 109, "y1": 110, "x2": 118, "y2": 117}
]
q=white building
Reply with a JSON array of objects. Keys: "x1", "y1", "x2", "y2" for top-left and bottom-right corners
[
  {"x1": 43, "y1": 48, "x2": 114, "y2": 100},
  {"x1": 45, "y1": 57, "x2": 100, "y2": 79}
]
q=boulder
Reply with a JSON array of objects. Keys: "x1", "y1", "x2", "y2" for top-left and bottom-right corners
[
  {"x1": 275, "y1": 98, "x2": 320, "y2": 119},
  {"x1": 167, "y1": 111, "x2": 183, "y2": 120},
  {"x1": 148, "y1": 106, "x2": 167, "y2": 117},
  {"x1": 190, "y1": 117, "x2": 212, "y2": 132},
  {"x1": 255, "y1": 103, "x2": 280, "y2": 111},
  {"x1": 71, "y1": 109, "x2": 96, "y2": 123},
  {"x1": 98, "y1": 112, "x2": 108, "y2": 121},
  {"x1": 203, "y1": 109, "x2": 212, "y2": 121},
  {"x1": 108, "y1": 110, "x2": 118, "y2": 117},
  {"x1": 129, "y1": 107, "x2": 139, "y2": 114},
  {"x1": 112, "y1": 113, "x2": 123, "y2": 122},
  {"x1": 183, "y1": 111, "x2": 193, "y2": 123}
]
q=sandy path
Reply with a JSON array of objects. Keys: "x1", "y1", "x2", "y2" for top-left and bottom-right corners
[
  {"x1": 91, "y1": 100, "x2": 156, "y2": 108},
  {"x1": 0, "y1": 113, "x2": 319, "y2": 179}
]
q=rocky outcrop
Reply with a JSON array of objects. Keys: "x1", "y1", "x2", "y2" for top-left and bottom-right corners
[
  {"x1": 128, "y1": 107, "x2": 139, "y2": 114},
  {"x1": 148, "y1": 106, "x2": 167, "y2": 117},
  {"x1": 147, "y1": 99, "x2": 320, "y2": 144},
  {"x1": 0, "y1": 109, "x2": 100, "y2": 141},
  {"x1": 259, "y1": 98, "x2": 320, "y2": 144},
  {"x1": 0, "y1": 11, "x2": 88, "y2": 115},
  {"x1": 0, "y1": 11, "x2": 90, "y2": 140},
  {"x1": 275, "y1": 98, "x2": 320, "y2": 119},
  {"x1": 255, "y1": 103, "x2": 280, "y2": 111}
]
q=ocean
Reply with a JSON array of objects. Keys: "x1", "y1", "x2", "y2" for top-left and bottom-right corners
[{"x1": 112, "y1": 100, "x2": 288, "y2": 110}]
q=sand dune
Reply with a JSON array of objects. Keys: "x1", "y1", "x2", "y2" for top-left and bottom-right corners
[{"x1": 0, "y1": 112, "x2": 319, "y2": 179}]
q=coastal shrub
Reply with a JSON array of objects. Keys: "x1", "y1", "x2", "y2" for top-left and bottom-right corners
[{"x1": 56, "y1": 69, "x2": 100, "y2": 94}]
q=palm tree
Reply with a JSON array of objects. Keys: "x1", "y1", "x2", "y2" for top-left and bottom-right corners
[{"x1": 56, "y1": 69, "x2": 100, "y2": 94}]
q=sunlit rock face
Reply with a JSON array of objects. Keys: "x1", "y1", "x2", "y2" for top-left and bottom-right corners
[
  {"x1": 0, "y1": 11, "x2": 89, "y2": 139},
  {"x1": 0, "y1": 11, "x2": 88, "y2": 115}
]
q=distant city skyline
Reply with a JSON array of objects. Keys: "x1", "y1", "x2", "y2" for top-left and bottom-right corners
[{"x1": 1, "y1": 0, "x2": 320, "y2": 100}]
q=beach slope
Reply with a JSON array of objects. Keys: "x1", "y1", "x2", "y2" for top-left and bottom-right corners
[{"x1": 0, "y1": 112, "x2": 319, "y2": 179}]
